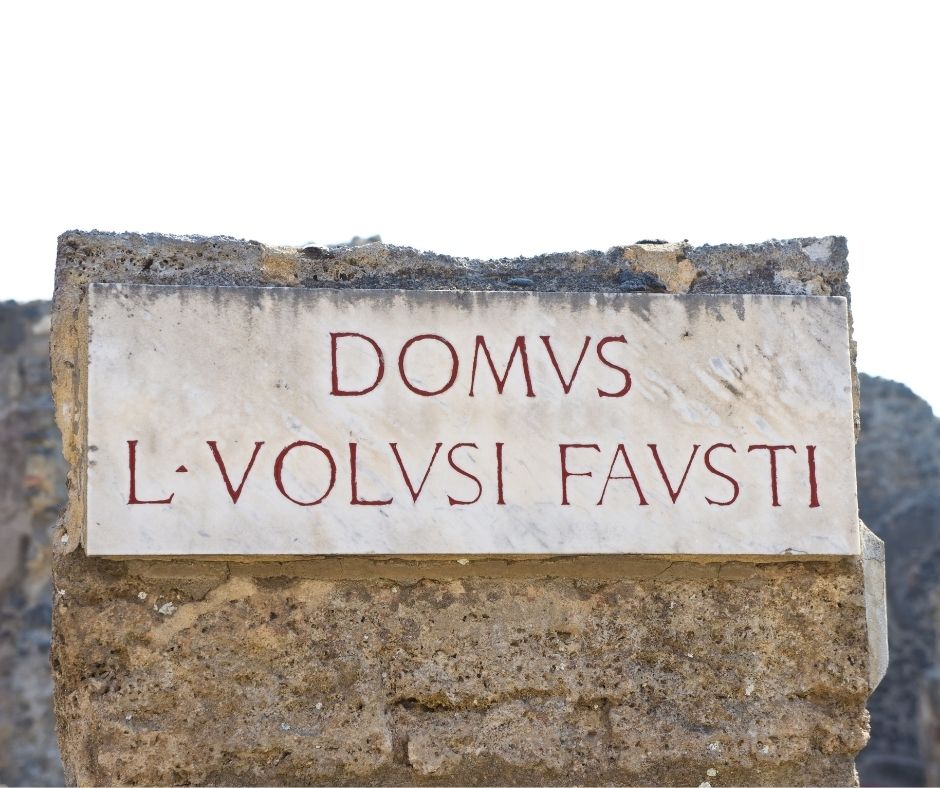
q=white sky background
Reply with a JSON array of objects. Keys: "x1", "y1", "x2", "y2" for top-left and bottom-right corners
[{"x1": 1, "y1": 2, "x2": 938, "y2": 410}]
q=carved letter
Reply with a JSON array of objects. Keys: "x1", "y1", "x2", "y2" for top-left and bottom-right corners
[
  {"x1": 273, "y1": 441, "x2": 336, "y2": 506},
  {"x1": 447, "y1": 443, "x2": 483, "y2": 506},
  {"x1": 703, "y1": 443, "x2": 739, "y2": 506},
  {"x1": 807, "y1": 444, "x2": 820, "y2": 508},
  {"x1": 469, "y1": 336, "x2": 535, "y2": 397},
  {"x1": 559, "y1": 444, "x2": 600, "y2": 505},
  {"x1": 747, "y1": 444, "x2": 797, "y2": 507},
  {"x1": 540, "y1": 336, "x2": 591, "y2": 394},
  {"x1": 648, "y1": 444, "x2": 700, "y2": 503},
  {"x1": 207, "y1": 440, "x2": 264, "y2": 503},
  {"x1": 349, "y1": 443, "x2": 392, "y2": 505},
  {"x1": 596, "y1": 335, "x2": 632, "y2": 397},
  {"x1": 331, "y1": 332, "x2": 385, "y2": 396},
  {"x1": 398, "y1": 335, "x2": 459, "y2": 396},
  {"x1": 390, "y1": 442, "x2": 443, "y2": 502},
  {"x1": 495, "y1": 442, "x2": 506, "y2": 505},
  {"x1": 126, "y1": 440, "x2": 174, "y2": 504},
  {"x1": 597, "y1": 443, "x2": 648, "y2": 505}
]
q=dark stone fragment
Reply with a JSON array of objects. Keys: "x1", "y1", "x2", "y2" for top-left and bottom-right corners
[
  {"x1": 300, "y1": 243, "x2": 334, "y2": 260},
  {"x1": 618, "y1": 270, "x2": 668, "y2": 292}
]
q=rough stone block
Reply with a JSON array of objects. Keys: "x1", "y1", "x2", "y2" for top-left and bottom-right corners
[{"x1": 51, "y1": 232, "x2": 876, "y2": 786}]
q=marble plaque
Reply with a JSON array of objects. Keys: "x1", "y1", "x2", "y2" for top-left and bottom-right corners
[{"x1": 85, "y1": 285, "x2": 859, "y2": 556}]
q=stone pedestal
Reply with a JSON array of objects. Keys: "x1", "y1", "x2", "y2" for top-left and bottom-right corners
[{"x1": 50, "y1": 232, "x2": 885, "y2": 786}]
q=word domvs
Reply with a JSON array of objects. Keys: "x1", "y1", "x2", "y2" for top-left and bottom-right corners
[{"x1": 330, "y1": 333, "x2": 633, "y2": 397}]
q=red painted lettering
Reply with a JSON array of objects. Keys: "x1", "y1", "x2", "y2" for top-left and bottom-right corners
[
  {"x1": 330, "y1": 332, "x2": 384, "y2": 396},
  {"x1": 447, "y1": 443, "x2": 483, "y2": 506},
  {"x1": 126, "y1": 440, "x2": 174, "y2": 504},
  {"x1": 559, "y1": 443, "x2": 600, "y2": 505},
  {"x1": 807, "y1": 444, "x2": 820, "y2": 508},
  {"x1": 495, "y1": 442, "x2": 506, "y2": 505},
  {"x1": 703, "y1": 443, "x2": 739, "y2": 506},
  {"x1": 597, "y1": 443, "x2": 648, "y2": 505},
  {"x1": 390, "y1": 442, "x2": 443, "y2": 502},
  {"x1": 397, "y1": 335, "x2": 459, "y2": 396},
  {"x1": 596, "y1": 335, "x2": 632, "y2": 397},
  {"x1": 349, "y1": 443, "x2": 392, "y2": 505},
  {"x1": 273, "y1": 441, "x2": 336, "y2": 506},
  {"x1": 469, "y1": 336, "x2": 535, "y2": 397},
  {"x1": 207, "y1": 440, "x2": 264, "y2": 503},
  {"x1": 648, "y1": 443, "x2": 700, "y2": 503},
  {"x1": 747, "y1": 444, "x2": 797, "y2": 507},
  {"x1": 540, "y1": 336, "x2": 590, "y2": 394}
]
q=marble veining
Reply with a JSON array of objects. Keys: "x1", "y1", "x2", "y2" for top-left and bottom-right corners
[{"x1": 85, "y1": 285, "x2": 859, "y2": 556}]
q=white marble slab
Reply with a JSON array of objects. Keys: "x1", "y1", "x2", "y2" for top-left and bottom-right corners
[{"x1": 85, "y1": 285, "x2": 859, "y2": 556}]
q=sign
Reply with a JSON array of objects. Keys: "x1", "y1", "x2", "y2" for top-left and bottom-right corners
[{"x1": 85, "y1": 284, "x2": 859, "y2": 556}]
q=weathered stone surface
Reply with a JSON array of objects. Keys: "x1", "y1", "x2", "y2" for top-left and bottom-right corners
[
  {"x1": 0, "y1": 301, "x2": 66, "y2": 786},
  {"x1": 54, "y1": 556, "x2": 869, "y2": 786},
  {"x1": 86, "y1": 285, "x2": 857, "y2": 557},
  {"x1": 52, "y1": 231, "x2": 859, "y2": 555},
  {"x1": 855, "y1": 374, "x2": 940, "y2": 786},
  {"x1": 52, "y1": 231, "x2": 875, "y2": 786},
  {"x1": 861, "y1": 525, "x2": 889, "y2": 693}
]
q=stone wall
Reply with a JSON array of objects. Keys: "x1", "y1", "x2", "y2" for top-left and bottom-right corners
[
  {"x1": 45, "y1": 231, "x2": 885, "y2": 786},
  {"x1": 0, "y1": 301, "x2": 66, "y2": 786}
]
